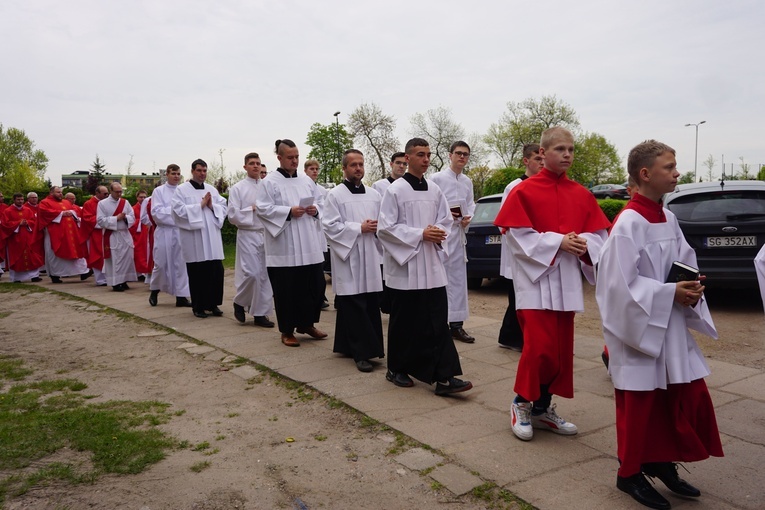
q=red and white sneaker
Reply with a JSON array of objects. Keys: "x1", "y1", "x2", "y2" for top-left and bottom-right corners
[
  {"x1": 531, "y1": 404, "x2": 578, "y2": 435},
  {"x1": 511, "y1": 401, "x2": 533, "y2": 441}
]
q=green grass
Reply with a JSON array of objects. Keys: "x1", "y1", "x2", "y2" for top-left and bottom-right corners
[
  {"x1": 223, "y1": 243, "x2": 237, "y2": 269},
  {"x1": 190, "y1": 461, "x2": 211, "y2": 473},
  {"x1": 0, "y1": 357, "x2": 176, "y2": 505}
]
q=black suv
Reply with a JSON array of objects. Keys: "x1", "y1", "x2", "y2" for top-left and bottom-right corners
[
  {"x1": 663, "y1": 180, "x2": 765, "y2": 289},
  {"x1": 465, "y1": 193, "x2": 503, "y2": 289}
]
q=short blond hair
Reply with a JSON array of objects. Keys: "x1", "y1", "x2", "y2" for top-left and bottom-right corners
[
  {"x1": 627, "y1": 140, "x2": 676, "y2": 182},
  {"x1": 304, "y1": 159, "x2": 319, "y2": 170},
  {"x1": 540, "y1": 127, "x2": 574, "y2": 149}
]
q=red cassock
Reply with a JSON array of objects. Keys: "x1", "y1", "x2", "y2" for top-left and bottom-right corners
[
  {"x1": 0, "y1": 203, "x2": 8, "y2": 264},
  {"x1": 37, "y1": 197, "x2": 85, "y2": 260},
  {"x1": 1, "y1": 205, "x2": 44, "y2": 271},
  {"x1": 129, "y1": 202, "x2": 154, "y2": 274},
  {"x1": 22, "y1": 202, "x2": 45, "y2": 265},
  {"x1": 79, "y1": 196, "x2": 104, "y2": 270}
]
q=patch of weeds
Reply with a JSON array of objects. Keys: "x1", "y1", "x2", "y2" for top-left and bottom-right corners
[
  {"x1": 268, "y1": 416, "x2": 278, "y2": 422},
  {"x1": 247, "y1": 375, "x2": 264, "y2": 384},
  {"x1": 471, "y1": 482, "x2": 497, "y2": 501},
  {"x1": 0, "y1": 357, "x2": 176, "y2": 506},
  {"x1": 386, "y1": 431, "x2": 415, "y2": 456},
  {"x1": 173, "y1": 409, "x2": 186, "y2": 417},
  {"x1": 177, "y1": 440, "x2": 191, "y2": 449},
  {"x1": 430, "y1": 480, "x2": 444, "y2": 491},
  {"x1": 192, "y1": 441, "x2": 210, "y2": 452},
  {"x1": 313, "y1": 434, "x2": 327, "y2": 442},
  {"x1": 325, "y1": 396, "x2": 344, "y2": 410},
  {"x1": 346, "y1": 452, "x2": 358, "y2": 461},
  {"x1": 230, "y1": 357, "x2": 249, "y2": 366},
  {"x1": 359, "y1": 415, "x2": 378, "y2": 428},
  {"x1": 226, "y1": 412, "x2": 240, "y2": 418},
  {"x1": 293, "y1": 387, "x2": 314, "y2": 402},
  {"x1": 55, "y1": 369, "x2": 70, "y2": 375},
  {"x1": 0, "y1": 356, "x2": 33, "y2": 381},
  {"x1": 496, "y1": 489, "x2": 535, "y2": 510},
  {"x1": 189, "y1": 461, "x2": 211, "y2": 473},
  {"x1": 419, "y1": 466, "x2": 435, "y2": 476},
  {"x1": 203, "y1": 448, "x2": 220, "y2": 456},
  {"x1": 0, "y1": 312, "x2": 11, "y2": 319},
  {"x1": 215, "y1": 435, "x2": 226, "y2": 441}
]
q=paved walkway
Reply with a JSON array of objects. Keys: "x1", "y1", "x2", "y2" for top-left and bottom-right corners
[{"x1": 40, "y1": 273, "x2": 764, "y2": 509}]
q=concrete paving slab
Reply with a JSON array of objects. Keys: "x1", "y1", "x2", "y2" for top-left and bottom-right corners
[
  {"x1": 310, "y1": 368, "x2": 390, "y2": 400},
  {"x1": 717, "y1": 372, "x2": 765, "y2": 401},
  {"x1": 279, "y1": 356, "x2": 364, "y2": 384},
  {"x1": 393, "y1": 447, "x2": 444, "y2": 471},
  {"x1": 457, "y1": 358, "x2": 516, "y2": 387},
  {"x1": 430, "y1": 463, "x2": 484, "y2": 495},
  {"x1": 230, "y1": 365, "x2": 262, "y2": 381},
  {"x1": 176, "y1": 342, "x2": 198, "y2": 349},
  {"x1": 85, "y1": 305, "x2": 102, "y2": 311},
  {"x1": 465, "y1": 378, "x2": 515, "y2": 413},
  {"x1": 185, "y1": 345, "x2": 216, "y2": 355},
  {"x1": 460, "y1": 344, "x2": 520, "y2": 367},
  {"x1": 344, "y1": 387, "x2": 452, "y2": 422},
  {"x1": 576, "y1": 424, "x2": 617, "y2": 457},
  {"x1": 204, "y1": 350, "x2": 228, "y2": 362},
  {"x1": 682, "y1": 438, "x2": 765, "y2": 510},
  {"x1": 444, "y1": 431, "x2": 603, "y2": 487},
  {"x1": 573, "y1": 365, "x2": 615, "y2": 398},
  {"x1": 251, "y1": 343, "x2": 337, "y2": 371},
  {"x1": 706, "y1": 359, "x2": 762, "y2": 389},
  {"x1": 388, "y1": 403, "x2": 510, "y2": 450},
  {"x1": 572, "y1": 333, "x2": 608, "y2": 361},
  {"x1": 708, "y1": 388, "x2": 743, "y2": 408},
  {"x1": 713, "y1": 398, "x2": 765, "y2": 444}
]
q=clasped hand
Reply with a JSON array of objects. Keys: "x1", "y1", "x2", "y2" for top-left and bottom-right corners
[
  {"x1": 675, "y1": 278, "x2": 705, "y2": 307},
  {"x1": 560, "y1": 232, "x2": 587, "y2": 257},
  {"x1": 423, "y1": 225, "x2": 447, "y2": 243}
]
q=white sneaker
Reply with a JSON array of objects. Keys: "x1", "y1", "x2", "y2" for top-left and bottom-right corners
[
  {"x1": 531, "y1": 404, "x2": 578, "y2": 435},
  {"x1": 511, "y1": 401, "x2": 534, "y2": 441}
]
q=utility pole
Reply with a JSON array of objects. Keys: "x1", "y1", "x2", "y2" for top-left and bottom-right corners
[{"x1": 684, "y1": 120, "x2": 706, "y2": 182}]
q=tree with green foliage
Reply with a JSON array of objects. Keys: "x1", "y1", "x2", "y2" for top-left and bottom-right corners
[
  {"x1": 0, "y1": 124, "x2": 48, "y2": 196},
  {"x1": 702, "y1": 154, "x2": 717, "y2": 182},
  {"x1": 484, "y1": 95, "x2": 580, "y2": 168},
  {"x1": 305, "y1": 122, "x2": 353, "y2": 184},
  {"x1": 409, "y1": 106, "x2": 465, "y2": 172},
  {"x1": 568, "y1": 132, "x2": 624, "y2": 186},
  {"x1": 758, "y1": 165, "x2": 765, "y2": 181},
  {"x1": 85, "y1": 154, "x2": 107, "y2": 194},
  {"x1": 678, "y1": 171, "x2": 695, "y2": 184},
  {"x1": 347, "y1": 102, "x2": 400, "y2": 183},
  {"x1": 482, "y1": 167, "x2": 525, "y2": 196}
]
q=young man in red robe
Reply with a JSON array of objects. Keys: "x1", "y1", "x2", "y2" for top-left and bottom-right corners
[
  {"x1": 80, "y1": 186, "x2": 109, "y2": 286},
  {"x1": 494, "y1": 127, "x2": 610, "y2": 441},
  {"x1": 37, "y1": 186, "x2": 90, "y2": 283},
  {"x1": 1, "y1": 193, "x2": 44, "y2": 282},
  {"x1": 596, "y1": 140, "x2": 722, "y2": 509}
]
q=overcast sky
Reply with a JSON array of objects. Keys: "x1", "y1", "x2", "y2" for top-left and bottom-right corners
[{"x1": 2, "y1": 0, "x2": 763, "y2": 186}]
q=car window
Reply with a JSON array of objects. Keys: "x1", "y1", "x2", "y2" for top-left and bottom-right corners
[
  {"x1": 666, "y1": 190, "x2": 765, "y2": 222},
  {"x1": 473, "y1": 200, "x2": 502, "y2": 222}
]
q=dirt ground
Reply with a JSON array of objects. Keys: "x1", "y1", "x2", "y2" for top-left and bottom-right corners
[
  {"x1": 471, "y1": 278, "x2": 765, "y2": 369},
  {"x1": 1, "y1": 279, "x2": 761, "y2": 509},
  {"x1": 0, "y1": 288, "x2": 491, "y2": 510}
]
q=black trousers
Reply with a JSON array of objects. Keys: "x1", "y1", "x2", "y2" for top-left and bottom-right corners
[
  {"x1": 334, "y1": 293, "x2": 384, "y2": 361},
  {"x1": 186, "y1": 260, "x2": 224, "y2": 313},
  {"x1": 498, "y1": 277, "x2": 524, "y2": 349},
  {"x1": 387, "y1": 286, "x2": 462, "y2": 384},
  {"x1": 267, "y1": 263, "x2": 323, "y2": 334}
]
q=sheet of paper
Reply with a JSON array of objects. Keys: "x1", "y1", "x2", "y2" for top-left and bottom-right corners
[{"x1": 299, "y1": 196, "x2": 314, "y2": 208}]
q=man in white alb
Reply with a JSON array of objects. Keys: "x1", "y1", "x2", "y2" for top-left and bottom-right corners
[{"x1": 96, "y1": 182, "x2": 137, "y2": 291}]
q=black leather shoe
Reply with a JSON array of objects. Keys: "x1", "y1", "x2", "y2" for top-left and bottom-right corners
[
  {"x1": 451, "y1": 327, "x2": 475, "y2": 343},
  {"x1": 233, "y1": 303, "x2": 246, "y2": 323},
  {"x1": 31, "y1": 277, "x2": 42, "y2": 282},
  {"x1": 385, "y1": 370, "x2": 414, "y2": 388},
  {"x1": 209, "y1": 307, "x2": 223, "y2": 317},
  {"x1": 435, "y1": 377, "x2": 473, "y2": 396},
  {"x1": 51, "y1": 276, "x2": 62, "y2": 284},
  {"x1": 121, "y1": 282, "x2": 130, "y2": 290},
  {"x1": 617, "y1": 473, "x2": 671, "y2": 510},
  {"x1": 149, "y1": 290, "x2": 159, "y2": 307},
  {"x1": 253, "y1": 316, "x2": 275, "y2": 328},
  {"x1": 175, "y1": 297, "x2": 192, "y2": 307},
  {"x1": 643, "y1": 462, "x2": 701, "y2": 497},
  {"x1": 80, "y1": 269, "x2": 93, "y2": 281},
  {"x1": 193, "y1": 310, "x2": 208, "y2": 318},
  {"x1": 355, "y1": 360, "x2": 373, "y2": 373},
  {"x1": 112, "y1": 285, "x2": 124, "y2": 292}
]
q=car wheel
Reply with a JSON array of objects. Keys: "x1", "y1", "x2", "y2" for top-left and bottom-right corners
[{"x1": 467, "y1": 277, "x2": 483, "y2": 290}]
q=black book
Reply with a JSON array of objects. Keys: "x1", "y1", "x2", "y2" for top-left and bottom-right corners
[{"x1": 666, "y1": 261, "x2": 699, "y2": 283}]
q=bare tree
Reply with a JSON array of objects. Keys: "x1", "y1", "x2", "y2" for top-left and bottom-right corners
[
  {"x1": 702, "y1": 154, "x2": 717, "y2": 182},
  {"x1": 126, "y1": 154, "x2": 134, "y2": 175},
  {"x1": 347, "y1": 103, "x2": 400, "y2": 183},
  {"x1": 739, "y1": 156, "x2": 751, "y2": 179},
  {"x1": 409, "y1": 106, "x2": 465, "y2": 172}
]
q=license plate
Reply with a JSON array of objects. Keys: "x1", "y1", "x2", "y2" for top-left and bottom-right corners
[
  {"x1": 485, "y1": 235, "x2": 502, "y2": 245},
  {"x1": 704, "y1": 236, "x2": 756, "y2": 248}
]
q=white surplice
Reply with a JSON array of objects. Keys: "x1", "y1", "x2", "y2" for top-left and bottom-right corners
[
  {"x1": 313, "y1": 183, "x2": 329, "y2": 253},
  {"x1": 756, "y1": 244, "x2": 765, "y2": 314},
  {"x1": 149, "y1": 183, "x2": 189, "y2": 297},
  {"x1": 377, "y1": 176, "x2": 452, "y2": 290},
  {"x1": 371, "y1": 177, "x2": 394, "y2": 197},
  {"x1": 227, "y1": 176, "x2": 273, "y2": 316},
  {"x1": 322, "y1": 184, "x2": 383, "y2": 296},
  {"x1": 171, "y1": 182, "x2": 227, "y2": 263},
  {"x1": 97, "y1": 196, "x2": 137, "y2": 286},
  {"x1": 499, "y1": 177, "x2": 523, "y2": 280},
  {"x1": 255, "y1": 171, "x2": 325, "y2": 267},
  {"x1": 430, "y1": 167, "x2": 476, "y2": 322},
  {"x1": 596, "y1": 209, "x2": 717, "y2": 391}
]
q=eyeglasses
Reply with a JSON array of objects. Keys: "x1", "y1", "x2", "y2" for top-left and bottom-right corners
[{"x1": 452, "y1": 151, "x2": 470, "y2": 158}]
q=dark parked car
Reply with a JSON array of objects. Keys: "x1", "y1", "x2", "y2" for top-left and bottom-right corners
[
  {"x1": 590, "y1": 184, "x2": 629, "y2": 199},
  {"x1": 663, "y1": 180, "x2": 765, "y2": 289},
  {"x1": 465, "y1": 193, "x2": 503, "y2": 289}
]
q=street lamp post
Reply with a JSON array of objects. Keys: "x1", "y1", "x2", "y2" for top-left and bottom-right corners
[
  {"x1": 333, "y1": 111, "x2": 341, "y2": 176},
  {"x1": 684, "y1": 120, "x2": 706, "y2": 182}
]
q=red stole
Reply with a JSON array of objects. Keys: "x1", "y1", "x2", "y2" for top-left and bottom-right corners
[{"x1": 103, "y1": 198, "x2": 127, "y2": 260}]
